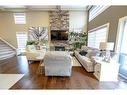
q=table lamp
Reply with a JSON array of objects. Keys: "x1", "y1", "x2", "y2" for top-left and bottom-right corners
[
  {"x1": 99, "y1": 42, "x2": 107, "y2": 57},
  {"x1": 99, "y1": 42, "x2": 114, "y2": 62}
]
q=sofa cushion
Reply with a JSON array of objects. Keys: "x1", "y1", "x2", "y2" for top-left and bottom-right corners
[
  {"x1": 74, "y1": 49, "x2": 94, "y2": 72},
  {"x1": 85, "y1": 49, "x2": 93, "y2": 58}
]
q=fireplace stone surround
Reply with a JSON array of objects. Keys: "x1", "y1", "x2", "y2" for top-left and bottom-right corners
[
  {"x1": 49, "y1": 10, "x2": 69, "y2": 51},
  {"x1": 50, "y1": 41, "x2": 68, "y2": 51}
]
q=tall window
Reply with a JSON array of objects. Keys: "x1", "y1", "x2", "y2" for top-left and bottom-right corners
[
  {"x1": 16, "y1": 32, "x2": 28, "y2": 52},
  {"x1": 14, "y1": 13, "x2": 26, "y2": 24},
  {"x1": 89, "y1": 5, "x2": 110, "y2": 21},
  {"x1": 116, "y1": 17, "x2": 127, "y2": 54},
  {"x1": 119, "y1": 21, "x2": 127, "y2": 54},
  {"x1": 116, "y1": 16, "x2": 127, "y2": 79},
  {"x1": 88, "y1": 24, "x2": 109, "y2": 49}
]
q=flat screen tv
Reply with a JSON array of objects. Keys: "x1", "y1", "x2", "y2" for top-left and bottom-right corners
[{"x1": 51, "y1": 30, "x2": 68, "y2": 41}]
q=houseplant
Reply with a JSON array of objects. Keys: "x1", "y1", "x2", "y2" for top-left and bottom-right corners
[{"x1": 68, "y1": 32, "x2": 87, "y2": 50}]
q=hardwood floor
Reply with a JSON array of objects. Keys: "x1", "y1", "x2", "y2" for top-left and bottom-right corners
[{"x1": 0, "y1": 56, "x2": 127, "y2": 89}]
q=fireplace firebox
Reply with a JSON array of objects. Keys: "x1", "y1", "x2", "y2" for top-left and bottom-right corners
[{"x1": 55, "y1": 46, "x2": 65, "y2": 51}]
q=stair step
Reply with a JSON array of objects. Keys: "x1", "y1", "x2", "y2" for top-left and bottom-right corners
[
  {"x1": 0, "y1": 44, "x2": 5, "y2": 46},
  {"x1": 0, "y1": 42, "x2": 4, "y2": 44},
  {"x1": 0, "y1": 51, "x2": 15, "y2": 55},
  {"x1": 0, "y1": 50, "x2": 14, "y2": 55},
  {"x1": 0, "y1": 44, "x2": 8, "y2": 47},
  {"x1": 0, "y1": 41, "x2": 6, "y2": 44},
  {"x1": 0, "y1": 39, "x2": 16, "y2": 60},
  {"x1": 0, "y1": 46, "x2": 12, "y2": 49},
  {"x1": 0, "y1": 46, "x2": 7, "y2": 49},
  {"x1": 0, "y1": 48, "x2": 13, "y2": 52},
  {"x1": 0, "y1": 52, "x2": 16, "y2": 60}
]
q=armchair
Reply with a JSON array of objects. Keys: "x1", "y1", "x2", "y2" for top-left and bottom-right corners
[{"x1": 26, "y1": 45, "x2": 46, "y2": 62}]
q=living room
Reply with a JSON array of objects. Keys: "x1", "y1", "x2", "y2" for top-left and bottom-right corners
[{"x1": 0, "y1": 2, "x2": 127, "y2": 94}]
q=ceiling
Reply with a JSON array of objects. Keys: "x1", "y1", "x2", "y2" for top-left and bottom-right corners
[{"x1": 0, "y1": 5, "x2": 91, "y2": 12}]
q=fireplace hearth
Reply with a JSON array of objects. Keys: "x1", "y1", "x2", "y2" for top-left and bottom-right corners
[{"x1": 55, "y1": 46, "x2": 65, "y2": 51}]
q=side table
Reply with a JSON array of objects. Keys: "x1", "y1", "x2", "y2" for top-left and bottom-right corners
[{"x1": 93, "y1": 57, "x2": 120, "y2": 81}]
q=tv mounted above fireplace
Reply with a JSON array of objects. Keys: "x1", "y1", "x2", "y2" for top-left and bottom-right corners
[{"x1": 51, "y1": 30, "x2": 68, "y2": 41}]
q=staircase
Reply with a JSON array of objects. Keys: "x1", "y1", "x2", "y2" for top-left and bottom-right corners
[{"x1": 0, "y1": 39, "x2": 16, "y2": 60}]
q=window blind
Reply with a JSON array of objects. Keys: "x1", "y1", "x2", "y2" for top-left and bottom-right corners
[
  {"x1": 14, "y1": 13, "x2": 26, "y2": 24},
  {"x1": 88, "y1": 25, "x2": 108, "y2": 49}
]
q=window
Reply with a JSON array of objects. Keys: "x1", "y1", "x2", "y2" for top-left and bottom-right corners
[
  {"x1": 116, "y1": 16, "x2": 127, "y2": 54},
  {"x1": 16, "y1": 32, "x2": 28, "y2": 52},
  {"x1": 88, "y1": 24, "x2": 109, "y2": 49},
  {"x1": 116, "y1": 16, "x2": 127, "y2": 79},
  {"x1": 89, "y1": 5, "x2": 110, "y2": 21},
  {"x1": 14, "y1": 13, "x2": 26, "y2": 24},
  {"x1": 119, "y1": 21, "x2": 127, "y2": 54}
]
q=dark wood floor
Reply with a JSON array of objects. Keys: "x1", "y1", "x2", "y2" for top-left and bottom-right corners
[{"x1": 0, "y1": 56, "x2": 127, "y2": 89}]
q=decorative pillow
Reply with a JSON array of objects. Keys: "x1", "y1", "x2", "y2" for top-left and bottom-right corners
[
  {"x1": 27, "y1": 45, "x2": 36, "y2": 52},
  {"x1": 81, "y1": 45, "x2": 88, "y2": 51},
  {"x1": 85, "y1": 49, "x2": 93, "y2": 58},
  {"x1": 79, "y1": 50, "x2": 87, "y2": 56},
  {"x1": 36, "y1": 45, "x2": 40, "y2": 50}
]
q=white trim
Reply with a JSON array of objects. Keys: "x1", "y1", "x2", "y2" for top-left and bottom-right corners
[
  {"x1": 88, "y1": 23, "x2": 110, "y2": 42},
  {"x1": 0, "y1": 37, "x2": 16, "y2": 50},
  {"x1": 16, "y1": 31, "x2": 28, "y2": 34},
  {"x1": 115, "y1": 16, "x2": 127, "y2": 53},
  {"x1": 89, "y1": 6, "x2": 110, "y2": 21}
]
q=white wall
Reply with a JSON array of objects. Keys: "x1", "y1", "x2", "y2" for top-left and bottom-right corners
[{"x1": 69, "y1": 11, "x2": 87, "y2": 33}]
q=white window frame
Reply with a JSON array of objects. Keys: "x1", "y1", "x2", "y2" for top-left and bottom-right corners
[
  {"x1": 88, "y1": 23, "x2": 109, "y2": 49},
  {"x1": 89, "y1": 5, "x2": 110, "y2": 21},
  {"x1": 16, "y1": 32, "x2": 28, "y2": 53},
  {"x1": 14, "y1": 13, "x2": 26, "y2": 24},
  {"x1": 115, "y1": 16, "x2": 127, "y2": 53}
]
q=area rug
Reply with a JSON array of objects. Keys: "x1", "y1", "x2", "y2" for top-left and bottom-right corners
[{"x1": 0, "y1": 74, "x2": 24, "y2": 89}]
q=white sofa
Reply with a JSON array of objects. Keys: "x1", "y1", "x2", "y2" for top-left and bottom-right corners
[
  {"x1": 44, "y1": 51, "x2": 72, "y2": 76},
  {"x1": 74, "y1": 46, "x2": 99, "y2": 72},
  {"x1": 26, "y1": 45, "x2": 46, "y2": 62}
]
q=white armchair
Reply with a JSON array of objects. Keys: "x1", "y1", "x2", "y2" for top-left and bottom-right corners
[
  {"x1": 44, "y1": 51, "x2": 72, "y2": 76},
  {"x1": 26, "y1": 45, "x2": 46, "y2": 62}
]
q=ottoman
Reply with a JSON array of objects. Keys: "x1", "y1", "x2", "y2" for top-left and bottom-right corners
[{"x1": 44, "y1": 51, "x2": 72, "y2": 76}]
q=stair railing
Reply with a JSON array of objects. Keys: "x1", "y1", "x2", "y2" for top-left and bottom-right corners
[{"x1": 0, "y1": 37, "x2": 16, "y2": 50}]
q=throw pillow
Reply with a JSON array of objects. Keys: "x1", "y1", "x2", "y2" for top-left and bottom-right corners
[
  {"x1": 85, "y1": 49, "x2": 93, "y2": 58},
  {"x1": 79, "y1": 50, "x2": 87, "y2": 56},
  {"x1": 27, "y1": 45, "x2": 36, "y2": 52},
  {"x1": 36, "y1": 45, "x2": 40, "y2": 50},
  {"x1": 81, "y1": 45, "x2": 88, "y2": 51}
]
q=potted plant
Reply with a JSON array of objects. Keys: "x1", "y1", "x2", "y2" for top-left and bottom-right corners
[{"x1": 69, "y1": 32, "x2": 87, "y2": 50}]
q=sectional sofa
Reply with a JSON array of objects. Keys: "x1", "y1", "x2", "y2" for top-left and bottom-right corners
[{"x1": 74, "y1": 46, "x2": 100, "y2": 72}]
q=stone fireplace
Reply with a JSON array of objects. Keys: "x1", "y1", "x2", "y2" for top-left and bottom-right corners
[
  {"x1": 55, "y1": 46, "x2": 65, "y2": 51},
  {"x1": 49, "y1": 10, "x2": 69, "y2": 30},
  {"x1": 49, "y1": 9, "x2": 69, "y2": 51}
]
